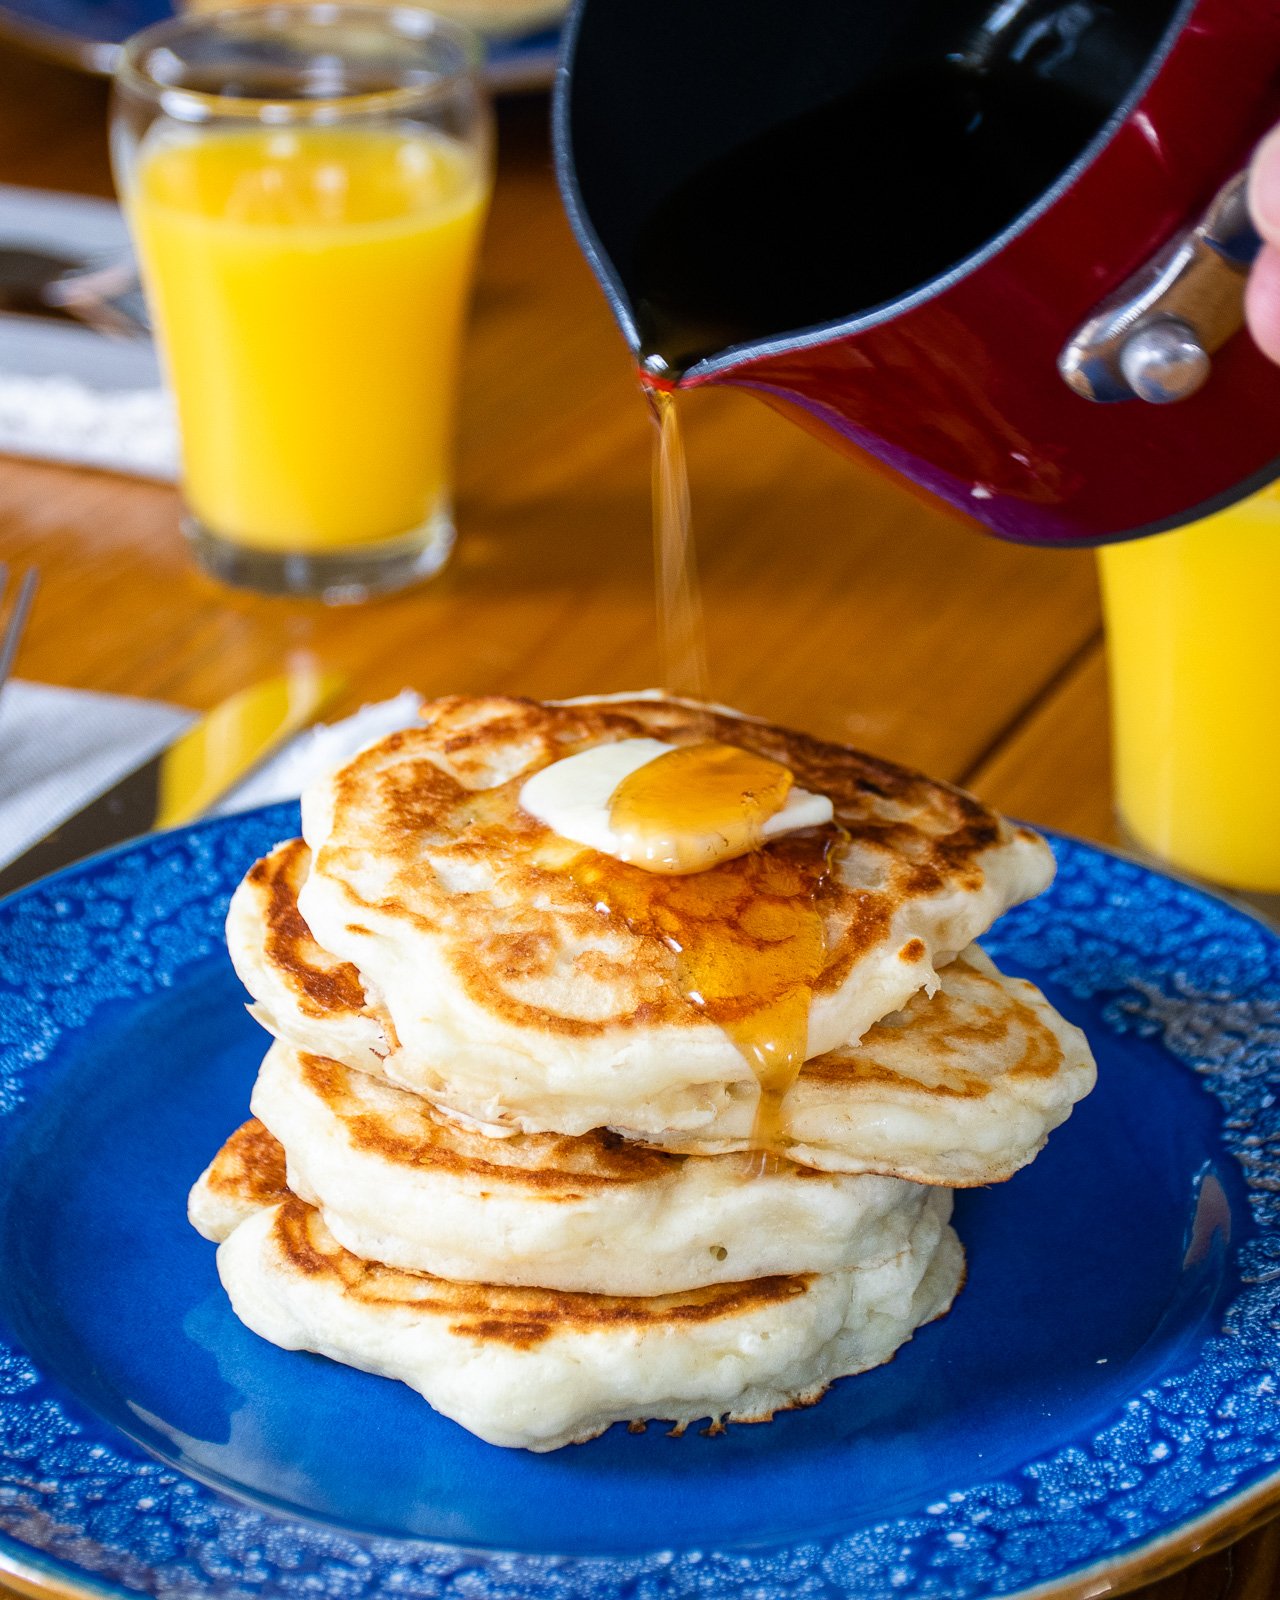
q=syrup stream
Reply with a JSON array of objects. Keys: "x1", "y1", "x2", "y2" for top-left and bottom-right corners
[
  {"x1": 647, "y1": 387, "x2": 709, "y2": 705},
  {"x1": 638, "y1": 384, "x2": 826, "y2": 1172},
  {"x1": 569, "y1": 834, "x2": 831, "y2": 1178}
]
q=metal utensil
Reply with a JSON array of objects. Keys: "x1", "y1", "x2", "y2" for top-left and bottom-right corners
[
  {"x1": 0, "y1": 667, "x2": 344, "y2": 896},
  {"x1": 0, "y1": 245, "x2": 147, "y2": 336},
  {"x1": 0, "y1": 563, "x2": 37, "y2": 702},
  {"x1": 0, "y1": 245, "x2": 82, "y2": 318}
]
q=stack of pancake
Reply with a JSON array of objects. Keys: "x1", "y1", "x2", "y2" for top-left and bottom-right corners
[{"x1": 190, "y1": 694, "x2": 1096, "y2": 1451}]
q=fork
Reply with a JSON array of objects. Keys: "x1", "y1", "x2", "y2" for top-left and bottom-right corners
[
  {"x1": 0, "y1": 564, "x2": 37, "y2": 700},
  {"x1": 0, "y1": 247, "x2": 148, "y2": 338}
]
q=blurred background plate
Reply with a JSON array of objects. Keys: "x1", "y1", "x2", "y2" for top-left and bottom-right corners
[{"x1": 0, "y1": 0, "x2": 562, "y2": 87}]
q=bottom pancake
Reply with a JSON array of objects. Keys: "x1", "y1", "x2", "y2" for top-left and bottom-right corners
[
  {"x1": 216, "y1": 1189, "x2": 963, "y2": 1451},
  {"x1": 190, "y1": 1117, "x2": 290, "y2": 1239}
]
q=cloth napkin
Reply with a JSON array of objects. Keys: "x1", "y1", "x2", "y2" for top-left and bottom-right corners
[
  {"x1": 0, "y1": 683, "x2": 424, "y2": 872},
  {"x1": 0, "y1": 185, "x2": 177, "y2": 479}
]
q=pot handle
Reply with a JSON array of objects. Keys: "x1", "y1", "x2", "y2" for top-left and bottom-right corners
[{"x1": 1058, "y1": 169, "x2": 1261, "y2": 404}]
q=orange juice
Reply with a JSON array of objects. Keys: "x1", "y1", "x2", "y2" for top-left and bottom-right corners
[
  {"x1": 129, "y1": 123, "x2": 489, "y2": 552},
  {"x1": 1098, "y1": 485, "x2": 1280, "y2": 892}
]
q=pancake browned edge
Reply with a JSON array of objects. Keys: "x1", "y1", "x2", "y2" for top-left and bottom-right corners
[
  {"x1": 227, "y1": 837, "x2": 393, "y2": 1079},
  {"x1": 190, "y1": 1045, "x2": 935, "y2": 1293},
  {"x1": 206, "y1": 1126, "x2": 966, "y2": 1451},
  {"x1": 293, "y1": 694, "x2": 1057, "y2": 1122},
  {"x1": 230, "y1": 841, "x2": 1095, "y2": 1184},
  {"x1": 660, "y1": 945, "x2": 1096, "y2": 1182},
  {"x1": 188, "y1": 1119, "x2": 289, "y2": 1240}
]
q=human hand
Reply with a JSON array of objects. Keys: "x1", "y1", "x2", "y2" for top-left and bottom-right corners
[{"x1": 1246, "y1": 126, "x2": 1280, "y2": 363}]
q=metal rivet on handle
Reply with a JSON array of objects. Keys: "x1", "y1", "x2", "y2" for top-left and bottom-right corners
[
  {"x1": 1059, "y1": 169, "x2": 1256, "y2": 403},
  {"x1": 1117, "y1": 318, "x2": 1211, "y2": 404}
]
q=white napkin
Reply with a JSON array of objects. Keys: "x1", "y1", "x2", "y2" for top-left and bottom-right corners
[
  {"x1": 0, "y1": 682, "x2": 191, "y2": 866},
  {"x1": 0, "y1": 683, "x2": 424, "y2": 871},
  {"x1": 0, "y1": 186, "x2": 178, "y2": 479}
]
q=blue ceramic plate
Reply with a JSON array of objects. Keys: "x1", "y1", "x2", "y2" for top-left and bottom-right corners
[
  {"x1": 0, "y1": 0, "x2": 559, "y2": 87},
  {"x1": 2, "y1": 804, "x2": 1280, "y2": 1600}
]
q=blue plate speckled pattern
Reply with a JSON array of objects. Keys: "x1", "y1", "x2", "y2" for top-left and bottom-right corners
[{"x1": 2, "y1": 804, "x2": 1280, "y2": 1600}]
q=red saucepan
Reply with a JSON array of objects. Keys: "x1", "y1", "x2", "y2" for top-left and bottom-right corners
[{"x1": 554, "y1": 0, "x2": 1280, "y2": 545}]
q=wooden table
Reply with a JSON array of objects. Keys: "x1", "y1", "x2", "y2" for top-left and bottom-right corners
[{"x1": 0, "y1": 43, "x2": 1273, "y2": 1600}]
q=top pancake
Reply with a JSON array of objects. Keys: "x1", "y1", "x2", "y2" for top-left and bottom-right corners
[{"x1": 297, "y1": 693, "x2": 1056, "y2": 1119}]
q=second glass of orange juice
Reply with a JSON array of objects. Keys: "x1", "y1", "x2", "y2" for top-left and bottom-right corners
[
  {"x1": 1099, "y1": 482, "x2": 1280, "y2": 904},
  {"x1": 111, "y1": 7, "x2": 492, "y2": 600}
]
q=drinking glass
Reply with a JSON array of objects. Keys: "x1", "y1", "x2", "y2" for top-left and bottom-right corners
[
  {"x1": 1098, "y1": 482, "x2": 1280, "y2": 910},
  {"x1": 111, "y1": 6, "x2": 492, "y2": 601}
]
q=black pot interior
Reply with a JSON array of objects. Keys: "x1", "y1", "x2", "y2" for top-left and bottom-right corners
[{"x1": 560, "y1": 0, "x2": 1184, "y2": 376}]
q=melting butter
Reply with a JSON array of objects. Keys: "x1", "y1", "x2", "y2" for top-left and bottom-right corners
[
  {"x1": 610, "y1": 741, "x2": 792, "y2": 872},
  {"x1": 519, "y1": 737, "x2": 832, "y2": 874},
  {"x1": 521, "y1": 733, "x2": 837, "y2": 1169}
]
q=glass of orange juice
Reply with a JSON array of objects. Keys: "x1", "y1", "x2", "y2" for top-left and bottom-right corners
[
  {"x1": 1098, "y1": 481, "x2": 1280, "y2": 907},
  {"x1": 110, "y1": 6, "x2": 492, "y2": 601}
]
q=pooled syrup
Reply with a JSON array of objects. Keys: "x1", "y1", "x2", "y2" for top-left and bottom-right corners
[
  {"x1": 570, "y1": 823, "x2": 832, "y2": 1175},
  {"x1": 608, "y1": 740, "x2": 793, "y2": 873}
]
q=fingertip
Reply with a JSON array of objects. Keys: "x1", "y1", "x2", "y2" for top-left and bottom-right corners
[
  {"x1": 1248, "y1": 125, "x2": 1280, "y2": 244},
  {"x1": 1245, "y1": 243, "x2": 1280, "y2": 365}
]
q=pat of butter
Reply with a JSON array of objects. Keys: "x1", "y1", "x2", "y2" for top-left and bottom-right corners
[{"x1": 519, "y1": 738, "x2": 834, "y2": 872}]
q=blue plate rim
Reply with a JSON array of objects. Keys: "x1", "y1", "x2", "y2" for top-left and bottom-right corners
[
  {"x1": 3, "y1": 807, "x2": 1280, "y2": 1600},
  {"x1": 5, "y1": 1451, "x2": 1280, "y2": 1600}
]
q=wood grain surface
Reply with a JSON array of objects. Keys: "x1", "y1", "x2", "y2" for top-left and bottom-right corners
[{"x1": 0, "y1": 44, "x2": 1265, "y2": 1600}]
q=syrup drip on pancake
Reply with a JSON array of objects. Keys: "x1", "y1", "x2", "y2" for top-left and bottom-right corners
[
  {"x1": 569, "y1": 818, "x2": 833, "y2": 1174},
  {"x1": 608, "y1": 741, "x2": 793, "y2": 873}
]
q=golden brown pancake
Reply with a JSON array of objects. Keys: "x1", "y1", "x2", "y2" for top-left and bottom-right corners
[
  {"x1": 227, "y1": 837, "x2": 392, "y2": 1079},
  {"x1": 187, "y1": 1118, "x2": 289, "y2": 1240},
  {"x1": 658, "y1": 945, "x2": 1096, "y2": 1182},
  {"x1": 190, "y1": 1042, "x2": 935, "y2": 1293},
  {"x1": 291, "y1": 693, "x2": 1057, "y2": 1132},
  {"x1": 231, "y1": 842, "x2": 1093, "y2": 1179},
  {"x1": 207, "y1": 1143, "x2": 964, "y2": 1451}
]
